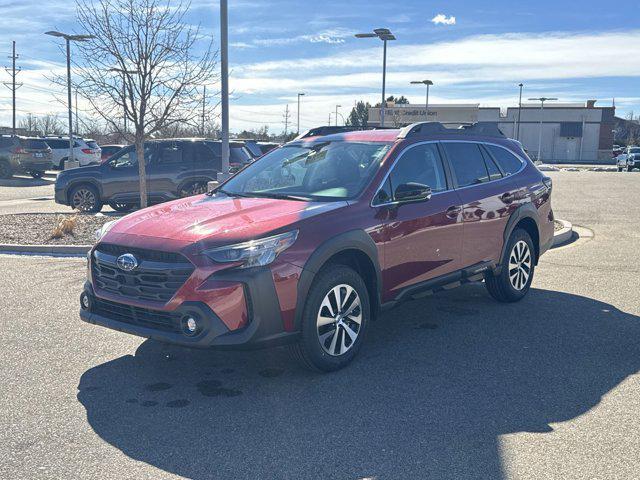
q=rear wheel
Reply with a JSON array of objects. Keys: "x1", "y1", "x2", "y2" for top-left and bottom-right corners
[
  {"x1": 179, "y1": 181, "x2": 208, "y2": 197},
  {"x1": 108, "y1": 202, "x2": 135, "y2": 212},
  {"x1": 618, "y1": 167, "x2": 624, "y2": 172},
  {"x1": 70, "y1": 184, "x2": 102, "y2": 213},
  {"x1": 30, "y1": 170, "x2": 44, "y2": 179},
  {"x1": 59, "y1": 158, "x2": 67, "y2": 170},
  {"x1": 485, "y1": 228, "x2": 535, "y2": 303},
  {"x1": 290, "y1": 265, "x2": 370, "y2": 372},
  {"x1": 0, "y1": 159, "x2": 12, "y2": 179}
]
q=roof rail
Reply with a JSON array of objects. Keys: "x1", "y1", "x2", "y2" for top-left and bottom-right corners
[
  {"x1": 295, "y1": 125, "x2": 395, "y2": 140},
  {"x1": 398, "y1": 121, "x2": 506, "y2": 139}
]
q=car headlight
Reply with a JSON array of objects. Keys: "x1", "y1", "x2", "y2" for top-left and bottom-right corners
[
  {"x1": 95, "y1": 220, "x2": 118, "y2": 242},
  {"x1": 204, "y1": 230, "x2": 298, "y2": 268}
]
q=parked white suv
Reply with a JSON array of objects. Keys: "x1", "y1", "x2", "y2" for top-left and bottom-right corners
[
  {"x1": 43, "y1": 136, "x2": 101, "y2": 169},
  {"x1": 623, "y1": 146, "x2": 640, "y2": 172}
]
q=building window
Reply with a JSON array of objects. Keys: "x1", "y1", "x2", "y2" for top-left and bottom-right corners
[{"x1": 560, "y1": 122, "x2": 583, "y2": 138}]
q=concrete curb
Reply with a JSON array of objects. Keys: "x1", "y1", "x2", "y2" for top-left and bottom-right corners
[
  {"x1": 0, "y1": 243, "x2": 91, "y2": 256},
  {"x1": 552, "y1": 219, "x2": 573, "y2": 247}
]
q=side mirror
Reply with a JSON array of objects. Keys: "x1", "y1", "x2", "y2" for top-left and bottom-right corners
[{"x1": 394, "y1": 182, "x2": 432, "y2": 203}]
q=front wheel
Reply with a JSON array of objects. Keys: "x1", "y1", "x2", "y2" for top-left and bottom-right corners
[
  {"x1": 70, "y1": 184, "x2": 102, "y2": 213},
  {"x1": 290, "y1": 265, "x2": 370, "y2": 372},
  {"x1": 485, "y1": 228, "x2": 535, "y2": 303},
  {"x1": 618, "y1": 167, "x2": 624, "y2": 172}
]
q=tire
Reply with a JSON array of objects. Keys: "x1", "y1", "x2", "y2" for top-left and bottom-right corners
[
  {"x1": 70, "y1": 184, "x2": 102, "y2": 213},
  {"x1": 618, "y1": 167, "x2": 624, "y2": 172},
  {"x1": 485, "y1": 228, "x2": 535, "y2": 303},
  {"x1": 108, "y1": 202, "x2": 135, "y2": 212},
  {"x1": 30, "y1": 170, "x2": 44, "y2": 179},
  {"x1": 0, "y1": 159, "x2": 12, "y2": 179},
  {"x1": 179, "y1": 180, "x2": 208, "y2": 197},
  {"x1": 59, "y1": 158, "x2": 67, "y2": 170},
  {"x1": 289, "y1": 265, "x2": 371, "y2": 372},
  {"x1": 628, "y1": 166, "x2": 635, "y2": 172}
]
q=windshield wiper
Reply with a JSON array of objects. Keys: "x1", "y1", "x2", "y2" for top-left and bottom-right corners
[
  {"x1": 246, "y1": 191, "x2": 312, "y2": 202},
  {"x1": 211, "y1": 188, "x2": 252, "y2": 198}
]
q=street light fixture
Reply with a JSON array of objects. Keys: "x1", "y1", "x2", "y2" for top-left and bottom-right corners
[
  {"x1": 45, "y1": 31, "x2": 95, "y2": 167},
  {"x1": 528, "y1": 97, "x2": 558, "y2": 162},
  {"x1": 297, "y1": 92, "x2": 305, "y2": 134},
  {"x1": 516, "y1": 83, "x2": 524, "y2": 140},
  {"x1": 355, "y1": 28, "x2": 396, "y2": 127},
  {"x1": 410, "y1": 79, "x2": 433, "y2": 120},
  {"x1": 108, "y1": 67, "x2": 139, "y2": 135}
]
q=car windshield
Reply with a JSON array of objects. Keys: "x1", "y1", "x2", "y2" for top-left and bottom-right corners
[{"x1": 216, "y1": 141, "x2": 392, "y2": 201}]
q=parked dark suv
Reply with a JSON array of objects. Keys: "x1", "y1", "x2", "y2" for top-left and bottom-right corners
[
  {"x1": 54, "y1": 138, "x2": 253, "y2": 212},
  {"x1": 80, "y1": 122, "x2": 554, "y2": 371},
  {"x1": 0, "y1": 135, "x2": 52, "y2": 179}
]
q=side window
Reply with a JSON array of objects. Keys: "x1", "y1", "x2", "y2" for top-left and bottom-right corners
[
  {"x1": 486, "y1": 145, "x2": 523, "y2": 176},
  {"x1": 480, "y1": 145, "x2": 503, "y2": 181},
  {"x1": 388, "y1": 143, "x2": 447, "y2": 200},
  {"x1": 194, "y1": 143, "x2": 214, "y2": 164},
  {"x1": 442, "y1": 142, "x2": 489, "y2": 187},
  {"x1": 157, "y1": 142, "x2": 182, "y2": 164},
  {"x1": 373, "y1": 177, "x2": 393, "y2": 205}
]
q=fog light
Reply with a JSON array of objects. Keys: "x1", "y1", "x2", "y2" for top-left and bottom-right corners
[
  {"x1": 80, "y1": 292, "x2": 91, "y2": 311},
  {"x1": 181, "y1": 315, "x2": 200, "y2": 336}
]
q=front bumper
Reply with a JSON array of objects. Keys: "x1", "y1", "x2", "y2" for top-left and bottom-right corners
[{"x1": 80, "y1": 262, "x2": 300, "y2": 350}]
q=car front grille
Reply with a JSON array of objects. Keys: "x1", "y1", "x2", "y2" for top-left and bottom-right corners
[
  {"x1": 92, "y1": 297, "x2": 182, "y2": 333},
  {"x1": 91, "y1": 243, "x2": 194, "y2": 303}
]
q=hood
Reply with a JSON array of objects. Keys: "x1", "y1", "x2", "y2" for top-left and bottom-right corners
[{"x1": 105, "y1": 194, "x2": 346, "y2": 246}]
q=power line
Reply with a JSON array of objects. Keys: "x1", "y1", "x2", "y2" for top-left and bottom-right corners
[{"x1": 3, "y1": 41, "x2": 22, "y2": 135}]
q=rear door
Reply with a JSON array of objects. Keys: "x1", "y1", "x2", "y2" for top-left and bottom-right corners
[
  {"x1": 146, "y1": 141, "x2": 184, "y2": 201},
  {"x1": 441, "y1": 141, "x2": 514, "y2": 268},
  {"x1": 377, "y1": 142, "x2": 464, "y2": 301},
  {"x1": 102, "y1": 146, "x2": 145, "y2": 201}
]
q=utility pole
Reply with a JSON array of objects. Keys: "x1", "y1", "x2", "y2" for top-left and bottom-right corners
[
  {"x1": 516, "y1": 83, "x2": 523, "y2": 140},
  {"x1": 75, "y1": 89, "x2": 78, "y2": 135},
  {"x1": 3, "y1": 41, "x2": 22, "y2": 135},
  {"x1": 219, "y1": 0, "x2": 230, "y2": 181},
  {"x1": 297, "y1": 92, "x2": 305, "y2": 134},
  {"x1": 283, "y1": 104, "x2": 290, "y2": 137},
  {"x1": 335, "y1": 105, "x2": 341, "y2": 126},
  {"x1": 201, "y1": 85, "x2": 206, "y2": 136},
  {"x1": 328, "y1": 112, "x2": 332, "y2": 126}
]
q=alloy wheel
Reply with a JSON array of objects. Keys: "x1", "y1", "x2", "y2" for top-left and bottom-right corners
[
  {"x1": 316, "y1": 284, "x2": 362, "y2": 356},
  {"x1": 72, "y1": 188, "x2": 96, "y2": 212},
  {"x1": 508, "y1": 240, "x2": 532, "y2": 290}
]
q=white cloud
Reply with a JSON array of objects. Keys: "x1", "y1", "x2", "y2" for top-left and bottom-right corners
[{"x1": 431, "y1": 14, "x2": 456, "y2": 26}]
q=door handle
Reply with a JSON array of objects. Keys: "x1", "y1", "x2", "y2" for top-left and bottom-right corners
[{"x1": 445, "y1": 205, "x2": 462, "y2": 219}]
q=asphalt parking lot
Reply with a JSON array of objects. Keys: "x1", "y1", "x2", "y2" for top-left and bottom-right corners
[{"x1": 1, "y1": 171, "x2": 639, "y2": 479}]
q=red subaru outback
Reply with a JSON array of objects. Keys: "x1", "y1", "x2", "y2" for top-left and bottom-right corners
[{"x1": 81, "y1": 122, "x2": 554, "y2": 371}]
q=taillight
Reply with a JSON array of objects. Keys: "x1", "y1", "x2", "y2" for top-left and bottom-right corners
[
  {"x1": 81, "y1": 148, "x2": 93, "y2": 154},
  {"x1": 14, "y1": 147, "x2": 25, "y2": 154}
]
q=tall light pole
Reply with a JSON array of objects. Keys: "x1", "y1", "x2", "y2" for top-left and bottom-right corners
[
  {"x1": 297, "y1": 92, "x2": 305, "y2": 134},
  {"x1": 516, "y1": 83, "x2": 524, "y2": 140},
  {"x1": 335, "y1": 104, "x2": 341, "y2": 126},
  {"x1": 528, "y1": 97, "x2": 557, "y2": 162},
  {"x1": 355, "y1": 28, "x2": 396, "y2": 127},
  {"x1": 45, "y1": 31, "x2": 94, "y2": 167},
  {"x1": 410, "y1": 79, "x2": 433, "y2": 120},
  {"x1": 219, "y1": 0, "x2": 230, "y2": 181},
  {"x1": 108, "y1": 67, "x2": 139, "y2": 139}
]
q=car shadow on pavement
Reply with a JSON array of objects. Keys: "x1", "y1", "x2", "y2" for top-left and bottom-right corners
[
  {"x1": 0, "y1": 175, "x2": 55, "y2": 187},
  {"x1": 77, "y1": 285, "x2": 640, "y2": 480}
]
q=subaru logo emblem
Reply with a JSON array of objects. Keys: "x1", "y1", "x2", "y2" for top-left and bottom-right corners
[{"x1": 116, "y1": 253, "x2": 138, "y2": 272}]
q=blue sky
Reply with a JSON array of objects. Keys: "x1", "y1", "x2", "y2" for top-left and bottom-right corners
[{"x1": 1, "y1": 0, "x2": 639, "y2": 133}]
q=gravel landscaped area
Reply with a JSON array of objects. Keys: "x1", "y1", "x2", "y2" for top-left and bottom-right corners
[
  {"x1": 0, "y1": 213, "x2": 122, "y2": 245},
  {"x1": 554, "y1": 220, "x2": 565, "y2": 232}
]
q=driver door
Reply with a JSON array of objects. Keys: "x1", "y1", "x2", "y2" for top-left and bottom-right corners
[{"x1": 376, "y1": 142, "x2": 464, "y2": 302}]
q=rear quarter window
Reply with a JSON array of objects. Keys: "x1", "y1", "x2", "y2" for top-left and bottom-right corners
[
  {"x1": 486, "y1": 145, "x2": 523, "y2": 176},
  {"x1": 20, "y1": 139, "x2": 48, "y2": 149},
  {"x1": 85, "y1": 141, "x2": 99, "y2": 149}
]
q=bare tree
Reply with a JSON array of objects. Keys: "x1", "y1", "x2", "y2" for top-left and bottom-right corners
[
  {"x1": 67, "y1": 0, "x2": 218, "y2": 207},
  {"x1": 38, "y1": 114, "x2": 65, "y2": 135},
  {"x1": 18, "y1": 114, "x2": 38, "y2": 135}
]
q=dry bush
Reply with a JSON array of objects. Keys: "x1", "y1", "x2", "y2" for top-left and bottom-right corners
[{"x1": 49, "y1": 215, "x2": 79, "y2": 239}]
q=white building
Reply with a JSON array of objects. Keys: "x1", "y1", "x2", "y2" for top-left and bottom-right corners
[{"x1": 367, "y1": 100, "x2": 615, "y2": 163}]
